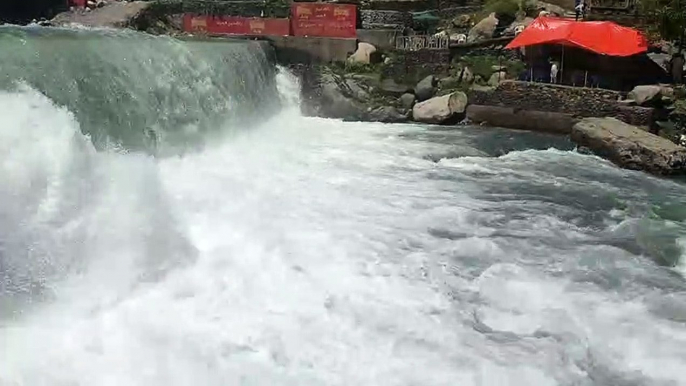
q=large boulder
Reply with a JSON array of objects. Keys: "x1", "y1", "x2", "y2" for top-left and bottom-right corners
[
  {"x1": 468, "y1": 12, "x2": 499, "y2": 43},
  {"x1": 628, "y1": 85, "x2": 663, "y2": 106},
  {"x1": 571, "y1": 117, "x2": 686, "y2": 175},
  {"x1": 302, "y1": 71, "x2": 366, "y2": 120},
  {"x1": 412, "y1": 91, "x2": 468, "y2": 124},
  {"x1": 414, "y1": 75, "x2": 436, "y2": 102},
  {"x1": 399, "y1": 93, "x2": 416, "y2": 109},
  {"x1": 348, "y1": 42, "x2": 377, "y2": 64}
]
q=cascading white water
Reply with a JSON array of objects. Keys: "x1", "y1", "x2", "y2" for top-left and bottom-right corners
[{"x1": 2, "y1": 28, "x2": 686, "y2": 386}]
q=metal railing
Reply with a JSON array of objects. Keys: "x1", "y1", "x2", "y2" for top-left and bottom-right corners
[{"x1": 395, "y1": 35, "x2": 449, "y2": 51}]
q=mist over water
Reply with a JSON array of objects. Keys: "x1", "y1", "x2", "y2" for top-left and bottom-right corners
[{"x1": 2, "y1": 26, "x2": 686, "y2": 386}]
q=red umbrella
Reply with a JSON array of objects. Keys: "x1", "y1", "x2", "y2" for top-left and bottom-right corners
[{"x1": 505, "y1": 17, "x2": 648, "y2": 57}]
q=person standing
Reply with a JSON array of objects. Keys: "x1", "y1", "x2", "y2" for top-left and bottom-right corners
[
  {"x1": 550, "y1": 60, "x2": 559, "y2": 83},
  {"x1": 669, "y1": 53, "x2": 684, "y2": 84}
]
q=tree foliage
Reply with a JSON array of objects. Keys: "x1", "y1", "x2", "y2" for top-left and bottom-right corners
[{"x1": 639, "y1": 0, "x2": 686, "y2": 43}]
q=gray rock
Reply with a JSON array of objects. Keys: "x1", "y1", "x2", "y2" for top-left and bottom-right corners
[
  {"x1": 345, "y1": 79, "x2": 370, "y2": 101},
  {"x1": 379, "y1": 78, "x2": 411, "y2": 97},
  {"x1": 438, "y1": 77, "x2": 460, "y2": 90},
  {"x1": 367, "y1": 106, "x2": 409, "y2": 123},
  {"x1": 571, "y1": 117, "x2": 686, "y2": 175},
  {"x1": 459, "y1": 67, "x2": 474, "y2": 84},
  {"x1": 414, "y1": 75, "x2": 436, "y2": 102},
  {"x1": 412, "y1": 91, "x2": 468, "y2": 124},
  {"x1": 348, "y1": 42, "x2": 377, "y2": 64},
  {"x1": 466, "y1": 105, "x2": 576, "y2": 134},
  {"x1": 399, "y1": 93, "x2": 416, "y2": 109},
  {"x1": 487, "y1": 71, "x2": 508, "y2": 87},
  {"x1": 468, "y1": 13, "x2": 498, "y2": 43},
  {"x1": 307, "y1": 72, "x2": 367, "y2": 120},
  {"x1": 628, "y1": 85, "x2": 662, "y2": 106}
]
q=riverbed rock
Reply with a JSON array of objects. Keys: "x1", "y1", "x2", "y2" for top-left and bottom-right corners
[
  {"x1": 415, "y1": 75, "x2": 436, "y2": 102},
  {"x1": 302, "y1": 71, "x2": 366, "y2": 120},
  {"x1": 412, "y1": 91, "x2": 468, "y2": 124},
  {"x1": 468, "y1": 13, "x2": 498, "y2": 43},
  {"x1": 628, "y1": 85, "x2": 663, "y2": 106},
  {"x1": 399, "y1": 93, "x2": 416, "y2": 109},
  {"x1": 571, "y1": 117, "x2": 686, "y2": 175},
  {"x1": 367, "y1": 106, "x2": 409, "y2": 123},
  {"x1": 348, "y1": 42, "x2": 377, "y2": 64}
]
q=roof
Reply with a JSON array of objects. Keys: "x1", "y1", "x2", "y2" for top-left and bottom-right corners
[{"x1": 505, "y1": 17, "x2": 648, "y2": 57}]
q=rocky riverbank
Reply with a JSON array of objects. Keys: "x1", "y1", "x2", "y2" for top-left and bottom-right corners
[{"x1": 296, "y1": 62, "x2": 686, "y2": 175}]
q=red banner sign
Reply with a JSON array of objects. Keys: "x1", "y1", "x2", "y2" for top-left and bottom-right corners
[
  {"x1": 183, "y1": 15, "x2": 290, "y2": 37},
  {"x1": 290, "y1": 3, "x2": 356, "y2": 38}
]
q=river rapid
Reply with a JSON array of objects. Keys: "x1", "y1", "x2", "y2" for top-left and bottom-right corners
[{"x1": 1, "y1": 26, "x2": 686, "y2": 386}]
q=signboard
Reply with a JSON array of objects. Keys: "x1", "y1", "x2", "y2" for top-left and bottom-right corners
[
  {"x1": 182, "y1": 14, "x2": 290, "y2": 37},
  {"x1": 290, "y1": 3, "x2": 356, "y2": 38}
]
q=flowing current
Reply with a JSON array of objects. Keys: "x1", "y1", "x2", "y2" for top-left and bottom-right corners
[{"x1": 2, "y1": 26, "x2": 686, "y2": 386}]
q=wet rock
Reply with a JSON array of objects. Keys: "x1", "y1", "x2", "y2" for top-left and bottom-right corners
[
  {"x1": 628, "y1": 85, "x2": 662, "y2": 106},
  {"x1": 367, "y1": 106, "x2": 409, "y2": 123},
  {"x1": 302, "y1": 71, "x2": 367, "y2": 120},
  {"x1": 467, "y1": 105, "x2": 576, "y2": 134},
  {"x1": 412, "y1": 91, "x2": 468, "y2": 124},
  {"x1": 345, "y1": 79, "x2": 370, "y2": 101},
  {"x1": 468, "y1": 12, "x2": 498, "y2": 43},
  {"x1": 414, "y1": 75, "x2": 436, "y2": 102},
  {"x1": 571, "y1": 117, "x2": 686, "y2": 175},
  {"x1": 399, "y1": 93, "x2": 416, "y2": 109},
  {"x1": 348, "y1": 42, "x2": 377, "y2": 64}
]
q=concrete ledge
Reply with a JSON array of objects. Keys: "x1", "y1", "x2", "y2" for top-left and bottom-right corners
[
  {"x1": 466, "y1": 105, "x2": 578, "y2": 135},
  {"x1": 266, "y1": 36, "x2": 357, "y2": 64}
]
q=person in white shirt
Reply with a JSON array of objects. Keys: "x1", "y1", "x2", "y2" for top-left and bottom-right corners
[{"x1": 550, "y1": 61, "x2": 559, "y2": 83}]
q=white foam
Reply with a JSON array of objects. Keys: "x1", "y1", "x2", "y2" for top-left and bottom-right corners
[{"x1": 2, "y1": 75, "x2": 686, "y2": 386}]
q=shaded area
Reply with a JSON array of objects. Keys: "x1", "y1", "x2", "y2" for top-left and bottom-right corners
[{"x1": 0, "y1": 0, "x2": 67, "y2": 24}]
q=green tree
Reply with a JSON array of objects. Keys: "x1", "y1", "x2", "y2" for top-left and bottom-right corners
[{"x1": 640, "y1": 0, "x2": 686, "y2": 49}]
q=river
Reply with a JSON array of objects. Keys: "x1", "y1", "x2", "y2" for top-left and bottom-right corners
[{"x1": 1, "y1": 26, "x2": 686, "y2": 386}]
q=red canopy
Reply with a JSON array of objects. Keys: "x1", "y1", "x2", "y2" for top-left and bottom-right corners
[{"x1": 505, "y1": 17, "x2": 648, "y2": 57}]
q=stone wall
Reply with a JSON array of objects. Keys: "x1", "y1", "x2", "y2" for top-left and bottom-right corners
[
  {"x1": 382, "y1": 49, "x2": 451, "y2": 82},
  {"x1": 360, "y1": 10, "x2": 413, "y2": 29},
  {"x1": 267, "y1": 36, "x2": 358, "y2": 64},
  {"x1": 357, "y1": 29, "x2": 399, "y2": 50},
  {"x1": 468, "y1": 81, "x2": 654, "y2": 126}
]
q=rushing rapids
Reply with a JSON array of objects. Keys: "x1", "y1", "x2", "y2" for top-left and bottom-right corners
[{"x1": 1, "y1": 26, "x2": 686, "y2": 386}]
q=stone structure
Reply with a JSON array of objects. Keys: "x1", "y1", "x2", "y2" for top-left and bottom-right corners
[
  {"x1": 382, "y1": 49, "x2": 451, "y2": 82},
  {"x1": 468, "y1": 81, "x2": 653, "y2": 127},
  {"x1": 357, "y1": 29, "x2": 399, "y2": 50},
  {"x1": 360, "y1": 10, "x2": 413, "y2": 29},
  {"x1": 466, "y1": 105, "x2": 577, "y2": 134},
  {"x1": 268, "y1": 36, "x2": 358, "y2": 64}
]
